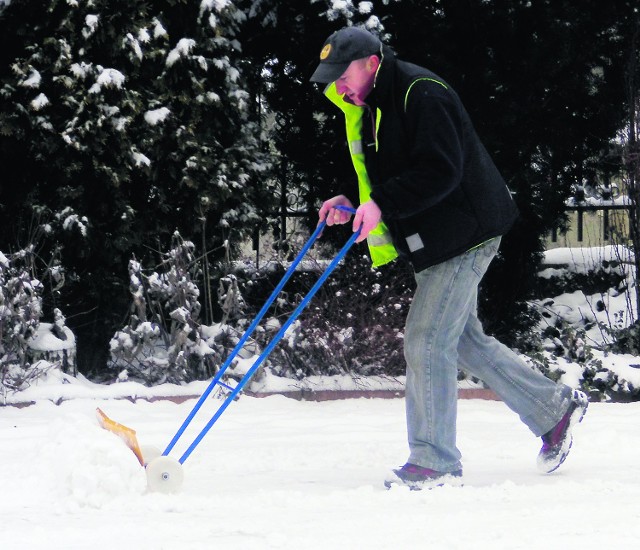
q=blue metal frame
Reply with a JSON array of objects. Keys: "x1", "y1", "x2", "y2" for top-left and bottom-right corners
[{"x1": 162, "y1": 206, "x2": 359, "y2": 463}]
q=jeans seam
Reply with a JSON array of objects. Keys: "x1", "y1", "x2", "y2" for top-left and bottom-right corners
[
  {"x1": 412, "y1": 254, "x2": 469, "y2": 451},
  {"x1": 474, "y1": 344, "x2": 558, "y2": 426}
]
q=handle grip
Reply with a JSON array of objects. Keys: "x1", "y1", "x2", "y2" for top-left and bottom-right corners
[{"x1": 335, "y1": 204, "x2": 357, "y2": 214}]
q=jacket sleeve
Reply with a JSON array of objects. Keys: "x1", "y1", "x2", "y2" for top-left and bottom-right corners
[{"x1": 370, "y1": 81, "x2": 465, "y2": 219}]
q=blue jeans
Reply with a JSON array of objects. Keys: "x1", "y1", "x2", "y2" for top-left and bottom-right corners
[{"x1": 403, "y1": 237, "x2": 572, "y2": 472}]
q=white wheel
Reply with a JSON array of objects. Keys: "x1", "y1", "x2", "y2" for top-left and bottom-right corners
[
  {"x1": 140, "y1": 445, "x2": 162, "y2": 466},
  {"x1": 146, "y1": 456, "x2": 184, "y2": 493}
]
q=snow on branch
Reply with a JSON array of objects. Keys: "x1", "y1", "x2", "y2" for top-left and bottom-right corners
[
  {"x1": 30, "y1": 93, "x2": 49, "y2": 111},
  {"x1": 20, "y1": 69, "x2": 41, "y2": 89},
  {"x1": 89, "y1": 68, "x2": 126, "y2": 94},
  {"x1": 166, "y1": 38, "x2": 197, "y2": 67},
  {"x1": 200, "y1": 0, "x2": 231, "y2": 16},
  {"x1": 144, "y1": 107, "x2": 171, "y2": 126},
  {"x1": 153, "y1": 18, "x2": 168, "y2": 39},
  {"x1": 82, "y1": 14, "x2": 99, "y2": 39}
]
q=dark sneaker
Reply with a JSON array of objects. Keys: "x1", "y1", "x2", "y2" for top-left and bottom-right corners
[
  {"x1": 384, "y1": 463, "x2": 463, "y2": 491},
  {"x1": 537, "y1": 389, "x2": 589, "y2": 473}
]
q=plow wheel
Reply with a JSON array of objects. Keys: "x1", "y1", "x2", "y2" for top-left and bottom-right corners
[{"x1": 146, "y1": 456, "x2": 184, "y2": 493}]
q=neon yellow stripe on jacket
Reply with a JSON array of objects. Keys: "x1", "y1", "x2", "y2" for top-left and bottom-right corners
[
  {"x1": 403, "y1": 77, "x2": 448, "y2": 111},
  {"x1": 324, "y1": 82, "x2": 398, "y2": 267}
]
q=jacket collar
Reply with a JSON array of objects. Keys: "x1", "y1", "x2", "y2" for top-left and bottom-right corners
[{"x1": 366, "y1": 45, "x2": 396, "y2": 109}]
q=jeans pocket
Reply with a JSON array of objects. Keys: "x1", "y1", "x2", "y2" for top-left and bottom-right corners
[{"x1": 471, "y1": 237, "x2": 500, "y2": 278}]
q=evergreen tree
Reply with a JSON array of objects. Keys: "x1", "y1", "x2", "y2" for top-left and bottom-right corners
[{"x1": 0, "y1": 0, "x2": 273, "y2": 373}]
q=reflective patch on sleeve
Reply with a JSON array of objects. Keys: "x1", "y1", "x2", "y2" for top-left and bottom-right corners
[
  {"x1": 406, "y1": 233, "x2": 425, "y2": 252},
  {"x1": 350, "y1": 140, "x2": 363, "y2": 155},
  {"x1": 367, "y1": 233, "x2": 393, "y2": 247}
]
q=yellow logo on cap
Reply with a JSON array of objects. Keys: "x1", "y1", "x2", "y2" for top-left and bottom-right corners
[{"x1": 320, "y1": 44, "x2": 332, "y2": 60}]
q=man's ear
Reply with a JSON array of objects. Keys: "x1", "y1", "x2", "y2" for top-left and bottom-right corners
[{"x1": 366, "y1": 55, "x2": 380, "y2": 73}]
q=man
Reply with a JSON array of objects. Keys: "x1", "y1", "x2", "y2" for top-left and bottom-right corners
[{"x1": 310, "y1": 26, "x2": 588, "y2": 490}]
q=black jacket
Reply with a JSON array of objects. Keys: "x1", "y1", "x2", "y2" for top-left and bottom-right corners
[{"x1": 360, "y1": 48, "x2": 519, "y2": 272}]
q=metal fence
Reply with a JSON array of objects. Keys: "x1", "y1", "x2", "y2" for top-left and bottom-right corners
[
  {"x1": 549, "y1": 204, "x2": 634, "y2": 246},
  {"x1": 249, "y1": 210, "x2": 314, "y2": 268},
  {"x1": 252, "y1": 203, "x2": 634, "y2": 265}
]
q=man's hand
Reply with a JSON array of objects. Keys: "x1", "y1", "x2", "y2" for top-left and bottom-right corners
[
  {"x1": 318, "y1": 195, "x2": 355, "y2": 227},
  {"x1": 352, "y1": 200, "x2": 381, "y2": 243}
]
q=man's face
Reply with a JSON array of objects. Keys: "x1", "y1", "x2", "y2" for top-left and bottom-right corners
[{"x1": 335, "y1": 57, "x2": 377, "y2": 106}]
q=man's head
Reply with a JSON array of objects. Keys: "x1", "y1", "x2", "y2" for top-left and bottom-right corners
[
  {"x1": 310, "y1": 28, "x2": 382, "y2": 103},
  {"x1": 310, "y1": 27, "x2": 382, "y2": 84}
]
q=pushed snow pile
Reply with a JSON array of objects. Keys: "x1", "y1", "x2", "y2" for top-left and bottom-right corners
[{"x1": 36, "y1": 414, "x2": 146, "y2": 508}]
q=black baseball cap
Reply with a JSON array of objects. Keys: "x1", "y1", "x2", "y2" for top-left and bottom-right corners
[{"x1": 310, "y1": 27, "x2": 382, "y2": 83}]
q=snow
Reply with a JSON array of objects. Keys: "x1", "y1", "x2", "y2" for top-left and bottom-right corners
[
  {"x1": 144, "y1": 106, "x2": 171, "y2": 125},
  {"x1": 596, "y1": 350, "x2": 640, "y2": 388},
  {"x1": 166, "y1": 38, "x2": 197, "y2": 67},
  {"x1": 57, "y1": 210, "x2": 89, "y2": 236},
  {"x1": 70, "y1": 61, "x2": 93, "y2": 79},
  {"x1": 207, "y1": 13, "x2": 219, "y2": 30},
  {"x1": 541, "y1": 245, "x2": 635, "y2": 275},
  {"x1": 152, "y1": 18, "x2": 168, "y2": 39},
  {"x1": 200, "y1": 0, "x2": 231, "y2": 14},
  {"x1": 83, "y1": 14, "x2": 99, "y2": 39},
  {"x1": 359, "y1": 1, "x2": 374, "y2": 14},
  {"x1": 534, "y1": 246, "x2": 638, "y2": 350},
  {"x1": 89, "y1": 68, "x2": 126, "y2": 94},
  {"x1": 565, "y1": 195, "x2": 630, "y2": 208},
  {"x1": 30, "y1": 93, "x2": 49, "y2": 110},
  {"x1": 137, "y1": 28, "x2": 151, "y2": 44},
  {"x1": 27, "y1": 323, "x2": 76, "y2": 352},
  {"x1": 126, "y1": 33, "x2": 144, "y2": 61},
  {"x1": 1, "y1": 387, "x2": 639, "y2": 549},
  {"x1": 20, "y1": 69, "x2": 41, "y2": 88},
  {"x1": 2, "y1": 366, "x2": 406, "y2": 406},
  {"x1": 131, "y1": 150, "x2": 151, "y2": 167}
]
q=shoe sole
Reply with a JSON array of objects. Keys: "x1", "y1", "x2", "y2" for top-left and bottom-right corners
[{"x1": 384, "y1": 470, "x2": 464, "y2": 491}]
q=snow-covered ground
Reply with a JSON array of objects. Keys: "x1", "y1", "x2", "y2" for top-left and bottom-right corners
[{"x1": 2, "y1": 390, "x2": 639, "y2": 549}]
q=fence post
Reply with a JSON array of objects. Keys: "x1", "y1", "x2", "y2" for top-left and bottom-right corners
[
  {"x1": 577, "y1": 208, "x2": 584, "y2": 242},
  {"x1": 561, "y1": 204, "x2": 633, "y2": 246}
]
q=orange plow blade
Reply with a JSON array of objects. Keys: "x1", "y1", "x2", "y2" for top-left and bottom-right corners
[{"x1": 96, "y1": 407, "x2": 145, "y2": 466}]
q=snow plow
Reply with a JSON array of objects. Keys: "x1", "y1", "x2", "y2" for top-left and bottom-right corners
[
  {"x1": 98, "y1": 207, "x2": 360, "y2": 493},
  {"x1": 96, "y1": 407, "x2": 145, "y2": 466}
]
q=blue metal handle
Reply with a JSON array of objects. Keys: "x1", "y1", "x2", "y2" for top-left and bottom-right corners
[
  {"x1": 335, "y1": 205, "x2": 356, "y2": 214},
  {"x1": 177, "y1": 228, "x2": 361, "y2": 464},
  {"x1": 163, "y1": 221, "x2": 328, "y2": 457}
]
